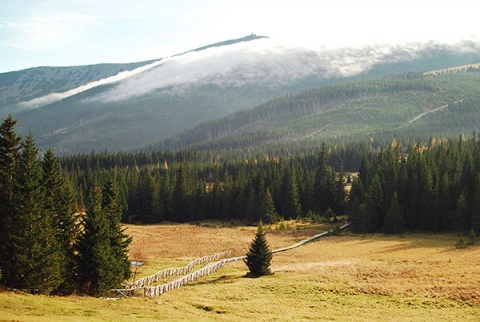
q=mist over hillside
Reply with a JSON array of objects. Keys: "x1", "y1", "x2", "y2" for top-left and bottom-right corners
[
  {"x1": 1, "y1": 35, "x2": 480, "y2": 154},
  {"x1": 0, "y1": 61, "x2": 155, "y2": 113},
  {"x1": 157, "y1": 70, "x2": 480, "y2": 151}
]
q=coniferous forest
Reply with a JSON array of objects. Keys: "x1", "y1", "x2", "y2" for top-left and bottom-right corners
[
  {"x1": 0, "y1": 115, "x2": 131, "y2": 295},
  {"x1": 1, "y1": 113, "x2": 480, "y2": 295}
]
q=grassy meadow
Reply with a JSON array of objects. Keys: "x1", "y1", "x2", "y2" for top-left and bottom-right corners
[{"x1": 1, "y1": 221, "x2": 479, "y2": 321}]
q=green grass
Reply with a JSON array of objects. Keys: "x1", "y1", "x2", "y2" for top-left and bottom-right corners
[
  {"x1": 1, "y1": 270, "x2": 477, "y2": 321},
  {"x1": 1, "y1": 227, "x2": 479, "y2": 321}
]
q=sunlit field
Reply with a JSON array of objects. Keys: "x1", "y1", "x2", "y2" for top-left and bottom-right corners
[{"x1": 1, "y1": 221, "x2": 479, "y2": 321}]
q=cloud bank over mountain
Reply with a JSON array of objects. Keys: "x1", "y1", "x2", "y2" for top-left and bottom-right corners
[
  {"x1": 17, "y1": 60, "x2": 163, "y2": 109},
  {"x1": 3, "y1": 33, "x2": 480, "y2": 154},
  {"x1": 12, "y1": 37, "x2": 480, "y2": 111},
  {"x1": 3, "y1": 1, "x2": 479, "y2": 73},
  {"x1": 85, "y1": 38, "x2": 480, "y2": 103}
]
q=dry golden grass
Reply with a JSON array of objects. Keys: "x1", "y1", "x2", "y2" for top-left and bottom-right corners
[{"x1": 1, "y1": 221, "x2": 479, "y2": 321}]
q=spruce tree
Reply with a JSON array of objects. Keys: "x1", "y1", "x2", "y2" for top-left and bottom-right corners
[
  {"x1": 134, "y1": 170, "x2": 156, "y2": 223},
  {"x1": 278, "y1": 167, "x2": 301, "y2": 219},
  {"x1": 102, "y1": 178, "x2": 132, "y2": 286},
  {"x1": 171, "y1": 165, "x2": 189, "y2": 222},
  {"x1": 12, "y1": 133, "x2": 63, "y2": 293},
  {"x1": 75, "y1": 187, "x2": 117, "y2": 296},
  {"x1": 363, "y1": 174, "x2": 385, "y2": 232},
  {"x1": 42, "y1": 147, "x2": 78, "y2": 293},
  {"x1": 0, "y1": 115, "x2": 21, "y2": 284},
  {"x1": 244, "y1": 223, "x2": 273, "y2": 278},
  {"x1": 471, "y1": 173, "x2": 480, "y2": 234},
  {"x1": 332, "y1": 171, "x2": 346, "y2": 215},
  {"x1": 383, "y1": 191, "x2": 404, "y2": 234},
  {"x1": 221, "y1": 170, "x2": 234, "y2": 220},
  {"x1": 312, "y1": 143, "x2": 335, "y2": 214},
  {"x1": 243, "y1": 182, "x2": 256, "y2": 223},
  {"x1": 313, "y1": 143, "x2": 328, "y2": 212},
  {"x1": 260, "y1": 187, "x2": 278, "y2": 224}
]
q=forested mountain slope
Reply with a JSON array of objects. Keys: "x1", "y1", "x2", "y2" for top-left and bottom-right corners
[
  {"x1": 157, "y1": 69, "x2": 480, "y2": 151},
  {"x1": 2, "y1": 36, "x2": 480, "y2": 154}
]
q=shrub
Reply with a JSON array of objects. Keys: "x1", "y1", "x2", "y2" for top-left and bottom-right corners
[
  {"x1": 467, "y1": 229, "x2": 477, "y2": 246},
  {"x1": 455, "y1": 234, "x2": 467, "y2": 249}
]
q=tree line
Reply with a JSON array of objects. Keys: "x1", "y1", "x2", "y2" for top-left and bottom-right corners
[
  {"x1": 349, "y1": 137, "x2": 480, "y2": 234},
  {"x1": 61, "y1": 143, "x2": 349, "y2": 224},
  {"x1": 64, "y1": 136, "x2": 480, "y2": 237},
  {"x1": 0, "y1": 115, "x2": 131, "y2": 295},
  {"x1": 60, "y1": 129, "x2": 480, "y2": 236}
]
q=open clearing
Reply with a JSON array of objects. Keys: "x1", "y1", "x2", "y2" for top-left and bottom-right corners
[{"x1": 1, "y1": 221, "x2": 479, "y2": 321}]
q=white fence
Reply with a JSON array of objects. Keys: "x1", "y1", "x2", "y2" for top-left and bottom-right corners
[
  {"x1": 123, "y1": 250, "x2": 232, "y2": 290},
  {"x1": 143, "y1": 255, "x2": 245, "y2": 297}
]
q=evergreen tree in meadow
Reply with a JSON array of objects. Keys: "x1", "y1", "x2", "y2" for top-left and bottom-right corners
[
  {"x1": 0, "y1": 115, "x2": 22, "y2": 285},
  {"x1": 42, "y1": 147, "x2": 78, "y2": 293},
  {"x1": 244, "y1": 223, "x2": 273, "y2": 278},
  {"x1": 75, "y1": 187, "x2": 120, "y2": 295},
  {"x1": 11, "y1": 133, "x2": 63, "y2": 293},
  {"x1": 102, "y1": 178, "x2": 132, "y2": 285}
]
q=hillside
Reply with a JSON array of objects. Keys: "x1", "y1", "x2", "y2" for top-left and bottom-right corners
[
  {"x1": 0, "y1": 61, "x2": 156, "y2": 114},
  {"x1": 2, "y1": 36, "x2": 480, "y2": 154},
  {"x1": 157, "y1": 69, "x2": 480, "y2": 150}
]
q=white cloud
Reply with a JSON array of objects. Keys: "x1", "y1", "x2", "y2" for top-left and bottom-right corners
[
  {"x1": 88, "y1": 38, "x2": 479, "y2": 103},
  {"x1": 11, "y1": 35, "x2": 480, "y2": 110},
  {"x1": 18, "y1": 59, "x2": 162, "y2": 109},
  {"x1": 1, "y1": 0, "x2": 480, "y2": 73}
]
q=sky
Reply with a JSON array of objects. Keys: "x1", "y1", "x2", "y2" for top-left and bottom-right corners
[{"x1": 1, "y1": 0, "x2": 479, "y2": 73}]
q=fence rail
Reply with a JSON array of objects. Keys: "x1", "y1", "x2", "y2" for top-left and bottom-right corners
[{"x1": 122, "y1": 250, "x2": 232, "y2": 290}]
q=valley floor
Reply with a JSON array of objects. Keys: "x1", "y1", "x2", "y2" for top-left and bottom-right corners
[{"x1": 1, "y1": 221, "x2": 479, "y2": 321}]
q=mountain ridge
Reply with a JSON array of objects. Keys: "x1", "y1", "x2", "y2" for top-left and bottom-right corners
[
  {"x1": 179, "y1": 33, "x2": 268, "y2": 55},
  {"x1": 0, "y1": 34, "x2": 269, "y2": 113},
  {"x1": 0, "y1": 61, "x2": 156, "y2": 111},
  {"x1": 1, "y1": 36, "x2": 480, "y2": 154}
]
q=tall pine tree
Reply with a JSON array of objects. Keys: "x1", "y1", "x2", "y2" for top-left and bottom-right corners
[
  {"x1": 312, "y1": 143, "x2": 335, "y2": 215},
  {"x1": 102, "y1": 178, "x2": 132, "y2": 286},
  {"x1": 383, "y1": 191, "x2": 404, "y2": 234},
  {"x1": 278, "y1": 166, "x2": 301, "y2": 219},
  {"x1": 42, "y1": 147, "x2": 78, "y2": 293},
  {"x1": 11, "y1": 133, "x2": 63, "y2": 293},
  {"x1": 75, "y1": 187, "x2": 118, "y2": 295},
  {"x1": 260, "y1": 187, "x2": 278, "y2": 224},
  {"x1": 0, "y1": 115, "x2": 22, "y2": 284}
]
